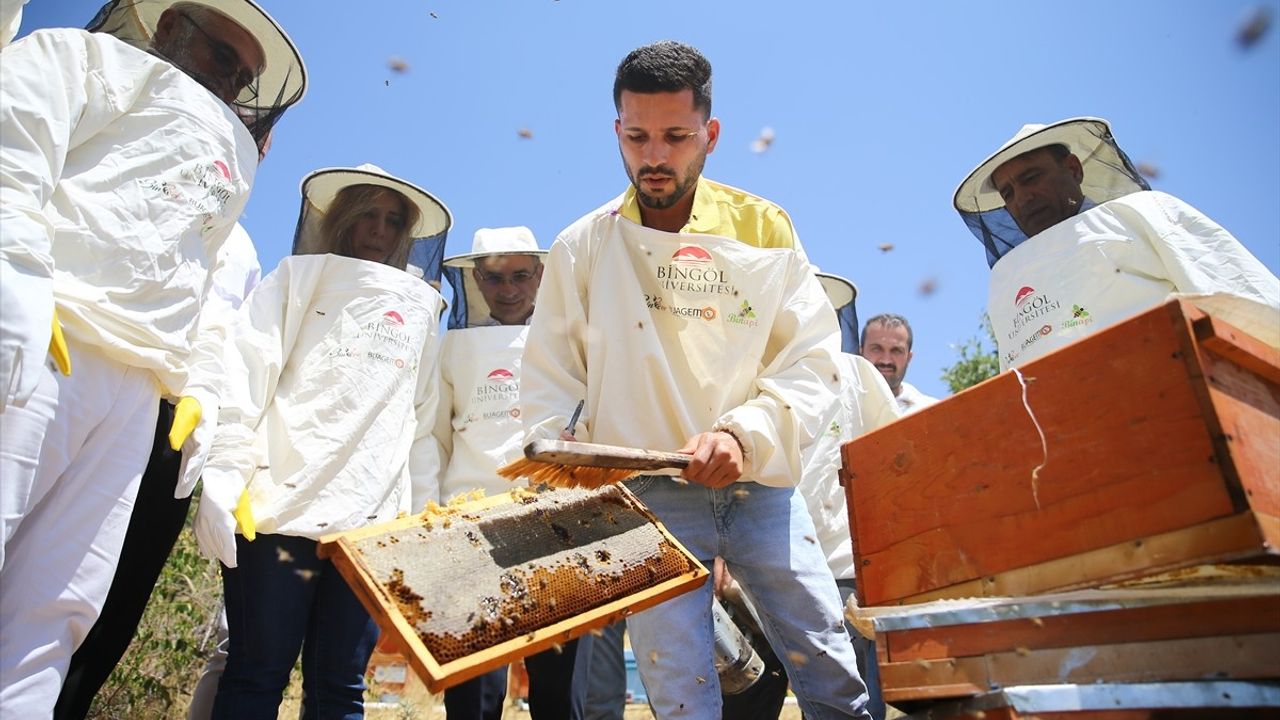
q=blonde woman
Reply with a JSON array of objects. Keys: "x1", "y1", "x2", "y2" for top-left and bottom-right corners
[{"x1": 195, "y1": 164, "x2": 449, "y2": 719}]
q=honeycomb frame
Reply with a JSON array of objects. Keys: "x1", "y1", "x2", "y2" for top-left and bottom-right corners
[{"x1": 317, "y1": 484, "x2": 708, "y2": 693}]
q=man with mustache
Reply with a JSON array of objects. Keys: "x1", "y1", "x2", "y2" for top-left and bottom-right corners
[
  {"x1": 521, "y1": 40, "x2": 872, "y2": 719},
  {"x1": 954, "y1": 117, "x2": 1278, "y2": 369},
  {"x1": 859, "y1": 314, "x2": 936, "y2": 414}
]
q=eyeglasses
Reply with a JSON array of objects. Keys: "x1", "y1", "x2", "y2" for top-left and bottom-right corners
[
  {"x1": 475, "y1": 269, "x2": 538, "y2": 287},
  {"x1": 177, "y1": 12, "x2": 258, "y2": 102}
]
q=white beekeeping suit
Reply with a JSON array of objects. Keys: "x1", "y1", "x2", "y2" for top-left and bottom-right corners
[
  {"x1": 174, "y1": 222, "x2": 263, "y2": 499},
  {"x1": 799, "y1": 273, "x2": 901, "y2": 583},
  {"x1": 0, "y1": 0, "x2": 28, "y2": 46},
  {"x1": 432, "y1": 226, "x2": 547, "y2": 506},
  {"x1": 954, "y1": 117, "x2": 1280, "y2": 369},
  {"x1": 522, "y1": 194, "x2": 840, "y2": 488},
  {"x1": 0, "y1": 2, "x2": 305, "y2": 714},
  {"x1": 196, "y1": 164, "x2": 451, "y2": 566}
]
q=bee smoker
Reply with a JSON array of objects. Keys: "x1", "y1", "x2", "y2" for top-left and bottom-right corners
[{"x1": 711, "y1": 596, "x2": 765, "y2": 694}]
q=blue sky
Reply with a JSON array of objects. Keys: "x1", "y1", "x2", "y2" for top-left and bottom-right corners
[{"x1": 19, "y1": 0, "x2": 1280, "y2": 399}]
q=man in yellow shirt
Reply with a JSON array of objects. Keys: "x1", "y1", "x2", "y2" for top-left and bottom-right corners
[{"x1": 521, "y1": 40, "x2": 871, "y2": 720}]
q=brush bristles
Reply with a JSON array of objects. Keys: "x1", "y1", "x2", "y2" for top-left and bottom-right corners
[{"x1": 496, "y1": 457, "x2": 639, "y2": 489}]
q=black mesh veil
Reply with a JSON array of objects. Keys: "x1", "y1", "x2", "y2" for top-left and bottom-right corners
[
  {"x1": 442, "y1": 228, "x2": 546, "y2": 330},
  {"x1": 291, "y1": 165, "x2": 452, "y2": 285},
  {"x1": 816, "y1": 273, "x2": 860, "y2": 354},
  {"x1": 86, "y1": 0, "x2": 306, "y2": 149},
  {"x1": 953, "y1": 118, "x2": 1149, "y2": 268}
]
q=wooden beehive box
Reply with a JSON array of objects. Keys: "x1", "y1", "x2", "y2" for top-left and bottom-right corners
[
  {"x1": 842, "y1": 299, "x2": 1280, "y2": 607},
  {"x1": 854, "y1": 569, "x2": 1280, "y2": 704},
  {"x1": 317, "y1": 484, "x2": 707, "y2": 693},
  {"x1": 893, "y1": 681, "x2": 1280, "y2": 720}
]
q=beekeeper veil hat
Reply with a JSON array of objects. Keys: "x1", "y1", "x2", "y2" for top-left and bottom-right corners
[
  {"x1": 443, "y1": 227, "x2": 548, "y2": 329},
  {"x1": 87, "y1": 0, "x2": 307, "y2": 147},
  {"x1": 293, "y1": 164, "x2": 452, "y2": 283},
  {"x1": 815, "y1": 271, "x2": 860, "y2": 354},
  {"x1": 953, "y1": 117, "x2": 1148, "y2": 268}
]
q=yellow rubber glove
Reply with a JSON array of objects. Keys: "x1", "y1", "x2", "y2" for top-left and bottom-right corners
[
  {"x1": 234, "y1": 489, "x2": 256, "y2": 541},
  {"x1": 49, "y1": 311, "x2": 71, "y2": 376},
  {"x1": 168, "y1": 395, "x2": 202, "y2": 451}
]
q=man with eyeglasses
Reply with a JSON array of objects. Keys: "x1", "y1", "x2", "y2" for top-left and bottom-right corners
[
  {"x1": 431, "y1": 227, "x2": 594, "y2": 719},
  {"x1": 472, "y1": 252, "x2": 544, "y2": 326},
  {"x1": 0, "y1": 1, "x2": 305, "y2": 714}
]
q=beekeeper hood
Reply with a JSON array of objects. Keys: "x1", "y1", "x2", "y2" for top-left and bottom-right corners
[
  {"x1": 86, "y1": 0, "x2": 307, "y2": 145},
  {"x1": 443, "y1": 226, "x2": 548, "y2": 329},
  {"x1": 954, "y1": 117, "x2": 1149, "y2": 268},
  {"x1": 292, "y1": 163, "x2": 452, "y2": 283},
  {"x1": 815, "y1": 271, "x2": 860, "y2": 354}
]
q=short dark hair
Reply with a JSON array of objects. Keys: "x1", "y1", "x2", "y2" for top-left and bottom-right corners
[
  {"x1": 861, "y1": 313, "x2": 914, "y2": 350},
  {"x1": 613, "y1": 41, "x2": 713, "y2": 119}
]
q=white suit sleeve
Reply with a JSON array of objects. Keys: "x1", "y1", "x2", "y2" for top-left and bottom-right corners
[
  {"x1": 1130, "y1": 193, "x2": 1280, "y2": 346},
  {"x1": 171, "y1": 225, "x2": 262, "y2": 497},
  {"x1": 428, "y1": 333, "x2": 455, "y2": 502},
  {"x1": 522, "y1": 237, "x2": 592, "y2": 442},
  {"x1": 409, "y1": 317, "x2": 446, "y2": 511},
  {"x1": 848, "y1": 355, "x2": 903, "y2": 433},
  {"x1": 205, "y1": 259, "x2": 317, "y2": 484},
  {"x1": 0, "y1": 30, "x2": 112, "y2": 407},
  {"x1": 714, "y1": 255, "x2": 842, "y2": 487}
]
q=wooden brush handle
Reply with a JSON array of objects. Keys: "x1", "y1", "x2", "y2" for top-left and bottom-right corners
[{"x1": 523, "y1": 439, "x2": 692, "y2": 471}]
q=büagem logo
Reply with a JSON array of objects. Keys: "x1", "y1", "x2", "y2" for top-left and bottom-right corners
[
  {"x1": 382, "y1": 311, "x2": 405, "y2": 326},
  {"x1": 671, "y1": 246, "x2": 713, "y2": 263},
  {"x1": 487, "y1": 368, "x2": 514, "y2": 380},
  {"x1": 1014, "y1": 286, "x2": 1036, "y2": 306},
  {"x1": 213, "y1": 160, "x2": 231, "y2": 181}
]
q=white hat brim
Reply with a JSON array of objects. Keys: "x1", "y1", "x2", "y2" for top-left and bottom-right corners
[
  {"x1": 96, "y1": 0, "x2": 306, "y2": 110},
  {"x1": 443, "y1": 249, "x2": 549, "y2": 269},
  {"x1": 816, "y1": 272, "x2": 858, "y2": 310},
  {"x1": 301, "y1": 166, "x2": 452, "y2": 239},
  {"x1": 953, "y1": 117, "x2": 1112, "y2": 214}
]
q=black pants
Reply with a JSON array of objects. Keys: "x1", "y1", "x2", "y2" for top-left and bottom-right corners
[
  {"x1": 54, "y1": 400, "x2": 190, "y2": 720},
  {"x1": 444, "y1": 636, "x2": 594, "y2": 720}
]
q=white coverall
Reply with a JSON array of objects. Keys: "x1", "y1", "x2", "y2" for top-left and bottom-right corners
[
  {"x1": 798, "y1": 353, "x2": 901, "y2": 583},
  {"x1": 202, "y1": 253, "x2": 444, "y2": 540},
  {"x1": 521, "y1": 198, "x2": 839, "y2": 487},
  {"x1": 432, "y1": 325, "x2": 527, "y2": 505},
  {"x1": 990, "y1": 191, "x2": 1280, "y2": 369},
  {"x1": 522, "y1": 190, "x2": 872, "y2": 718},
  {"x1": 0, "y1": 29, "x2": 256, "y2": 715},
  {"x1": 0, "y1": 0, "x2": 26, "y2": 47}
]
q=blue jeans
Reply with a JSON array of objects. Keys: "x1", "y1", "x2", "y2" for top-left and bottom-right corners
[
  {"x1": 624, "y1": 478, "x2": 870, "y2": 720},
  {"x1": 213, "y1": 534, "x2": 380, "y2": 720},
  {"x1": 837, "y1": 579, "x2": 886, "y2": 720}
]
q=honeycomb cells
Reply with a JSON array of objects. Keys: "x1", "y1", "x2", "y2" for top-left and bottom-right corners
[{"x1": 352, "y1": 485, "x2": 696, "y2": 664}]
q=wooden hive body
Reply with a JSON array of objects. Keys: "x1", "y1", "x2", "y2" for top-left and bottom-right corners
[
  {"x1": 854, "y1": 569, "x2": 1280, "y2": 704},
  {"x1": 842, "y1": 300, "x2": 1279, "y2": 607},
  {"x1": 318, "y1": 484, "x2": 706, "y2": 692}
]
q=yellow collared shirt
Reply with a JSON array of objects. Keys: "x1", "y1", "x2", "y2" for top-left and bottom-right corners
[{"x1": 617, "y1": 176, "x2": 798, "y2": 250}]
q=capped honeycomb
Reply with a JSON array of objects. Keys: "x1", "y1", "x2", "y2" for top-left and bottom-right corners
[{"x1": 348, "y1": 485, "x2": 699, "y2": 664}]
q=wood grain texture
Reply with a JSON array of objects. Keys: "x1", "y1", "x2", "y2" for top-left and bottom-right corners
[
  {"x1": 844, "y1": 300, "x2": 1280, "y2": 606},
  {"x1": 883, "y1": 594, "x2": 1280, "y2": 662},
  {"x1": 881, "y1": 633, "x2": 1280, "y2": 703},
  {"x1": 524, "y1": 439, "x2": 692, "y2": 470},
  {"x1": 896, "y1": 511, "x2": 1277, "y2": 604}
]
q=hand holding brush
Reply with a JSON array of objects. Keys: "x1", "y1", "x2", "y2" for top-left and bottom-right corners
[{"x1": 497, "y1": 400, "x2": 693, "y2": 488}]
